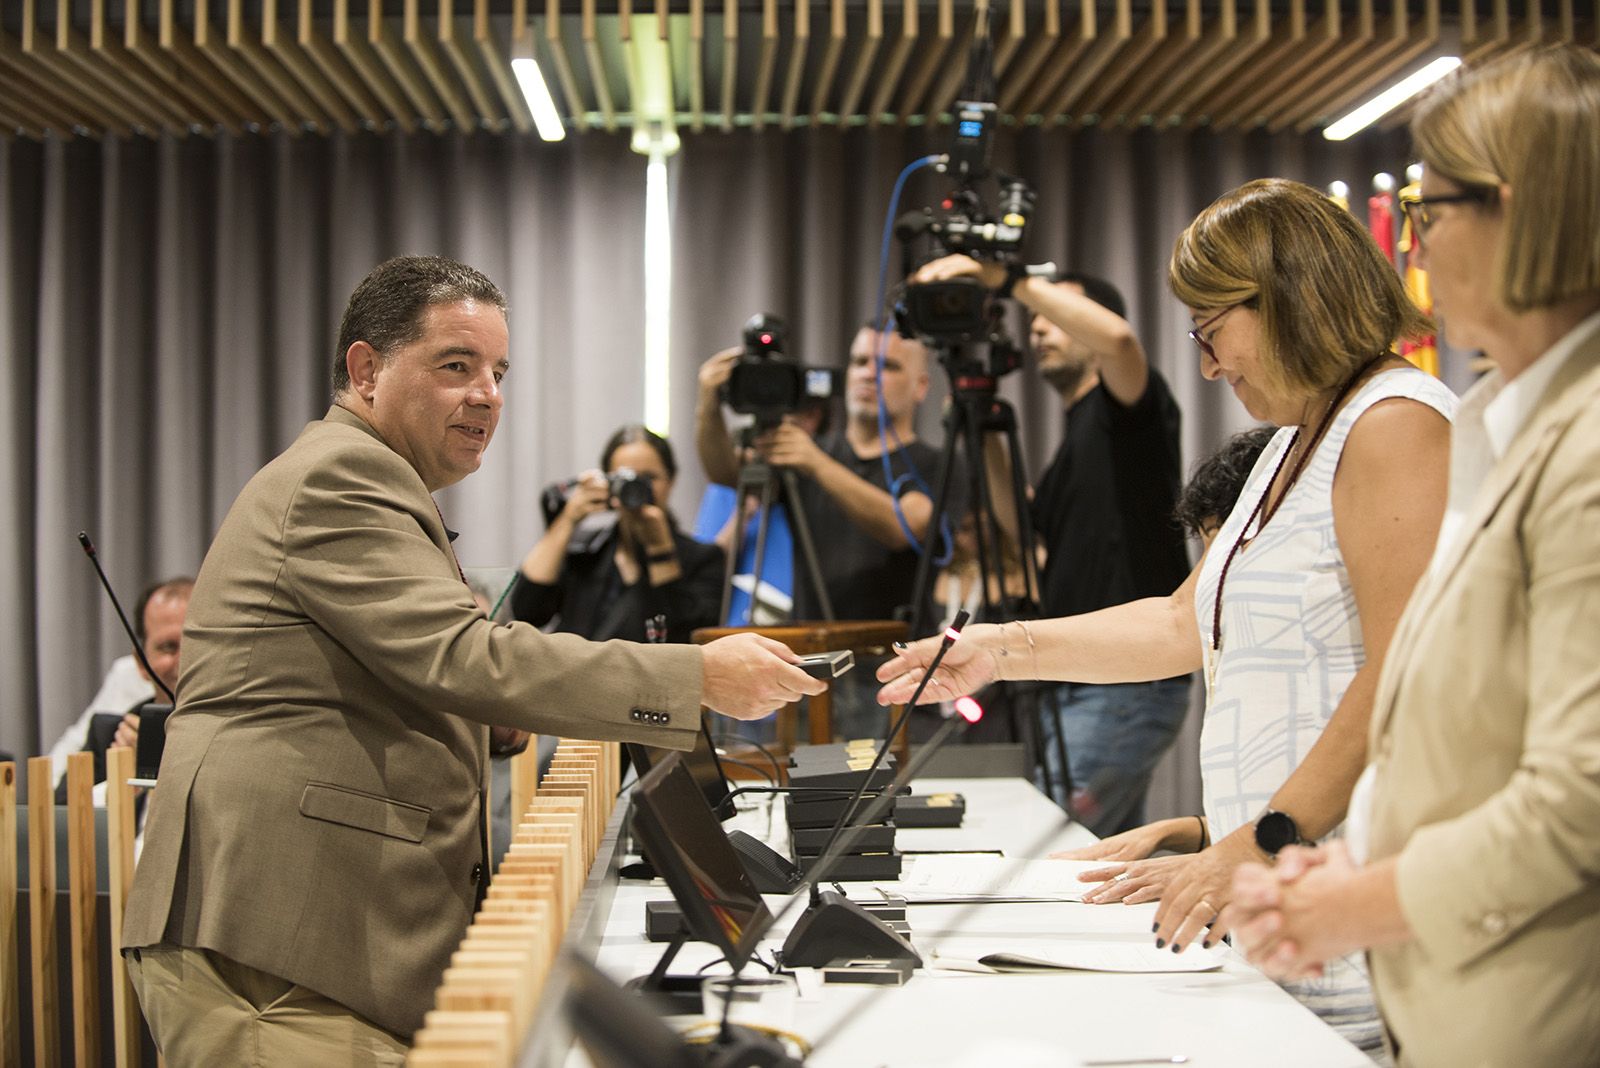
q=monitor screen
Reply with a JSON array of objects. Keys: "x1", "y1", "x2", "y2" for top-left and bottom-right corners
[
  {"x1": 627, "y1": 713, "x2": 735, "y2": 820},
  {"x1": 629, "y1": 752, "x2": 772, "y2": 971}
]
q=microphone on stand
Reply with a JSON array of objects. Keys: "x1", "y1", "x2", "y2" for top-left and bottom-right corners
[
  {"x1": 775, "y1": 611, "x2": 975, "y2": 967},
  {"x1": 78, "y1": 531, "x2": 175, "y2": 784}
]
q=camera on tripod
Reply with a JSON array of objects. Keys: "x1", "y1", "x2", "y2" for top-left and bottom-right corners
[
  {"x1": 722, "y1": 314, "x2": 842, "y2": 427},
  {"x1": 539, "y1": 469, "x2": 654, "y2": 526}
]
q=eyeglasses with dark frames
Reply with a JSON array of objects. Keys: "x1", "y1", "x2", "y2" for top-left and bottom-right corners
[
  {"x1": 1188, "y1": 304, "x2": 1243, "y2": 361},
  {"x1": 1399, "y1": 189, "x2": 1497, "y2": 242}
]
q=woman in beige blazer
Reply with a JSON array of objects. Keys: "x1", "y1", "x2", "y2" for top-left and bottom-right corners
[{"x1": 1226, "y1": 46, "x2": 1600, "y2": 1067}]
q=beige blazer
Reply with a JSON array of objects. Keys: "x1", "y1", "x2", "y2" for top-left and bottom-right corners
[
  {"x1": 123, "y1": 406, "x2": 703, "y2": 1038},
  {"x1": 1366, "y1": 331, "x2": 1600, "y2": 1067}
]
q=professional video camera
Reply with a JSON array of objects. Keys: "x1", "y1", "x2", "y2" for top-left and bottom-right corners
[
  {"x1": 721, "y1": 314, "x2": 842, "y2": 426},
  {"x1": 892, "y1": 40, "x2": 1038, "y2": 350},
  {"x1": 539, "y1": 468, "x2": 654, "y2": 527}
]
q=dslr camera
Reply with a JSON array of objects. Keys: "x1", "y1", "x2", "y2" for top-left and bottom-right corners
[
  {"x1": 539, "y1": 468, "x2": 653, "y2": 527},
  {"x1": 721, "y1": 314, "x2": 842, "y2": 427}
]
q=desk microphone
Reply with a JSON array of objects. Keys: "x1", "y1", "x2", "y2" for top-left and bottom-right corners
[
  {"x1": 77, "y1": 531, "x2": 177, "y2": 706},
  {"x1": 774, "y1": 610, "x2": 974, "y2": 967}
]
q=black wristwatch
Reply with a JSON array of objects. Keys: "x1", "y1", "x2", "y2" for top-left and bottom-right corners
[{"x1": 1254, "y1": 809, "x2": 1303, "y2": 857}]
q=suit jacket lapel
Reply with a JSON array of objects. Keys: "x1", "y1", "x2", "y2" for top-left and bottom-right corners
[{"x1": 1372, "y1": 334, "x2": 1600, "y2": 740}]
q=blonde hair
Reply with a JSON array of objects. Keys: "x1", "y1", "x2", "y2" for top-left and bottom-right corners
[
  {"x1": 1169, "y1": 178, "x2": 1432, "y2": 395},
  {"x1": 1411, "y1": 46, "x2": 1600, "y2": 312}
]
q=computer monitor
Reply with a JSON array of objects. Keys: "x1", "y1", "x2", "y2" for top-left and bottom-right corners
[
  {"x1": 629, "y1": 751, "x2": 772, "y2": 971},
  {"x1": 627, "y1": 712, "x2": 735, "y2": 821}
]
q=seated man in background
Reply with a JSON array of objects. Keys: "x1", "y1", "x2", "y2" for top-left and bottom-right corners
[{"x1": 51, "y1": 576, "x2": 192, "y2": 803}]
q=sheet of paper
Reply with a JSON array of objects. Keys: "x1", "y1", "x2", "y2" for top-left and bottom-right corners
[
  {"x1": 931, "y1": 940, "x2": 1226, "y2": 974},
  {"x1": 890, "y1": 855, "x2": 1108, "y2": 902}
]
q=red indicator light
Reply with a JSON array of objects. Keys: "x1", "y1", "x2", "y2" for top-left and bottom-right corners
[{"x1": 955, "y1": 696, "x2": 983, "y2": 724}]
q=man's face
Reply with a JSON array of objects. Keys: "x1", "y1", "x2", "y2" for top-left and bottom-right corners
[
  {"x1": 844, "y1": 328, "x2": 929, "y2": 422},
  {"x1": 361, "y1": 300, "x2": 510, "y2": 492},
  {"x1": 1030, "y1": 281, "x2": 1097, "y2": 395},
  {"x1": 139, "y1": 590, "x2": 189, "y2": 697}
]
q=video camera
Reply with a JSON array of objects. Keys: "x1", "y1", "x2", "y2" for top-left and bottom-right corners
[
  {"x1": 722, "y1": 314, "x2": 843, "y2": 427},
  {"x1": 539, "y1": 468, "x2": 654, "y2": 526}
]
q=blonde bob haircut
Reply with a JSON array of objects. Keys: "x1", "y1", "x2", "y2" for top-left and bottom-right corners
[
  {"x1": 1169, "y1": 178, "x2": 1431, "y2": 395},
  {"x1": 1411, "y1": 46, "x2": 1600, "y2": 312}
]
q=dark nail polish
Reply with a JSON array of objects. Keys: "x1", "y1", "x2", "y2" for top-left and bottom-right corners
[
  {"x1": 1154, "y1": 938, "x2": 1165, "y2": 949},
  {"x1": 1201, "y1": 940, "x2": 1213, "y2": 950},
  {"x1": 1171, "y1": 943, "x2": 1182, "y2": 953},
  {"x1": 1151, "y1": 922, "x2": 1160, "y2": 933},
  {"x1": 892, "y1": 641, "x2": 909, "y2": 651}
]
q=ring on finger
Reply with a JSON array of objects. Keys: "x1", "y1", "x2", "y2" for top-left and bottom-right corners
[
  {"x1": 1196, "y1": 899, "x2": 1217, "y2": 918},
  {"x1": 1112, "y1": 872, "x2": 1131, "y2": 883}
]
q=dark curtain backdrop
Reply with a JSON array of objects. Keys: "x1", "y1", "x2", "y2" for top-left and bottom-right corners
[{"x1": 3, "y1": 122, "x2": 1473, "y2": 815}]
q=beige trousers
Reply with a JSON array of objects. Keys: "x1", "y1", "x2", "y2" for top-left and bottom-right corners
[{"x1": 127, "y1": 944, "x2": 408, "y2": 1067}]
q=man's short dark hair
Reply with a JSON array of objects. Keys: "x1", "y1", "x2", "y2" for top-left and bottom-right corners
[
  {"x1": 1051, "y1": 271, "x2": 1128, "y2": 322},
  {"x1": 1174, "y1": 426, "x2": 1277, "y2": 539},
  {"x1": 134, "y1": 577, "x2": 195, "y2": 644},
  {"x1": 332, "y1": 256, "x2": 508, "y2": 397}
]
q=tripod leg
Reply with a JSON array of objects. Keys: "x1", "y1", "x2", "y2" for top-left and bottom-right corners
[
  {"x1": 908, "y1": 405, "x2": 965, "y2": 637},
  {"x1": 747, "y1": 474, "x2": 777, "y2": 626},
  {"x1": 719, "y1": 482, "x2": 752, "y2": 625},
  {"x1": 781, "y1": 468, "x2": 834, "y2": 622}
]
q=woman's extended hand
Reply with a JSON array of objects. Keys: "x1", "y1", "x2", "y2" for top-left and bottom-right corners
[
  {"x1": 874, "y1": 624, "x2": 1003, "y2": 705},
  {"x1": 1075, "y1": 854, "x2": 1195, "y2": 906},
  {"x1": 1150, "y1": 829, "x2": 1266, "y2": 952},
  {"x1": 1050, "y1": 818, "x2": 1185, "y2": 864}
]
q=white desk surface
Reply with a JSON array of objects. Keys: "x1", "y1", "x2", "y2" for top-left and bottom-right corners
[{"x1": 586, "y1": 777, "x2": 1370, "y2": 1068}]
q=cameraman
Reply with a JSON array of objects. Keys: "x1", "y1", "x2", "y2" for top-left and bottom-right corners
[
  {"x1": 913, "y1": 255, "x2": 1191, "y2": 837},
  {"x1": 510, "y1": 425, "x2": 724, "y2": 644},
  {"x1": 696, "y1": 324, "x2": 955, "y2": 624}
]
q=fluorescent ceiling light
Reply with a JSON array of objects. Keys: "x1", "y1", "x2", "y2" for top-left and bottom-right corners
[
  {"x1": 511, "y1": 57, "x2": 566, "y2": 142},
  {"x1": 1323, "y1": 56, "x2": 1461, "y2": 141}
]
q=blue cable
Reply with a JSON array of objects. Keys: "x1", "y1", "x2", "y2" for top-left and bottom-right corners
[{"x1": 867, "y1": 154, "x2": 954, "y2": 566}]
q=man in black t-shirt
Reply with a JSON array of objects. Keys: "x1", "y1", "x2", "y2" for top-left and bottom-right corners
[{"x1": 916, "y1": 255, "x2": 1191, "y2": 835}]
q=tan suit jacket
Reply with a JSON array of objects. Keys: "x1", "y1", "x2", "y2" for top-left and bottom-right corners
[
  {"x1": 1366, "y1": 331, "x2": 1600, "y2": 1067},
  {"x1": 124, "y1": 406, "x2": 703, "y2": 1038}
]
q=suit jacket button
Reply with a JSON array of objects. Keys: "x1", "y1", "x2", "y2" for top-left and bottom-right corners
[
  {"x1": 471, "y1": 863, "x2": 484, "y2": 884},
  {"x1": 1482, "y1": 911, "x2": 1508, "y2": 936}
]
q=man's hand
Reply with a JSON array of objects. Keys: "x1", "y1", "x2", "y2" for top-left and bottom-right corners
[
  {"x1": 874, "y1": 625, "x2": 1002, "y2": 705},
  {"x1": 698, "y1": 347, "x2": 741, "y2": 404},
  {"x1": 911, "y1": 253, "x2": 1007, "y2": 290},
  {"x1": 490, "y1": 726, "x2": 531, "y2": 755},
  {"x1": 701, "y1": 633, "x2": 827, "y2": 721},
  {"x1": 112, "y1": 712, "x2": 140, "y2": 752},
  {"x1": 752, "y1": 423, "x2": 826, "y2": 476}
]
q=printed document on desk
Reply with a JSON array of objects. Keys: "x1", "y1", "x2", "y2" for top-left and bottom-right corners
[
  {"x1": 889, "y1": 855, "x2": 1106, "y2": 903},
  {"x1": 931, "y1": 939, "x2": 1227, "y2": 974}
]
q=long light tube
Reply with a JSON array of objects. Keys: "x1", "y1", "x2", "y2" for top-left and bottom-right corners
[
  {"x1": 1323, "y1": 56, "x2": 1461, "y2": 141},
  {"x1": 510, "y1": 57, "x2": 566, "y2": 142},
  {"x1": 642, "y1": 146, "x2": 672, "y2": 436}
]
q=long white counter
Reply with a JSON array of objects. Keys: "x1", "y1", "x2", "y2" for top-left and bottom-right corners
[{"x1": 552, "y1": 776, "x2": 1370, "y2": 1068}]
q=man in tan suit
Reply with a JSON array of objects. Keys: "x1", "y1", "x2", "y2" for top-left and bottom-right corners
[{"x1": 123, "y1": 256, "x2": 824, "y2": 1062}]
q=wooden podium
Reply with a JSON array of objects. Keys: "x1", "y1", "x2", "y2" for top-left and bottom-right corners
[{"x1": 691, "y1": 619, "x2": 910, "y2": 775}]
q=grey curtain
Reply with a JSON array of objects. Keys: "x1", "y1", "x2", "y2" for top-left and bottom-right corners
[{"x1": 4, "y1": 122, "x2": 1472, "y2": 818}]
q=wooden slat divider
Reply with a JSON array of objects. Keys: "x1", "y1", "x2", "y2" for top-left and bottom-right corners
[
  {"x1": 57, "y1": 0, "x2": 176, "y2": 129},
  {"x1": 105, "y1": 747, "x2": 141, "y2": 1068},
  {"x1": 719, "y1": 0, "x2": 737, "y2": 129},
  {"x1": 1293, "y1": 0, "x2": 1439, "y2": 134},
  {"x1": 262, "y1": 0, "x2": 360, "y2": 131},
  {"x1": 1097, "y1": 0, "x2": 1203, "y2": 127},
  {"x1": 1008, "y1": 0, "x2": 1081, "y2": 119},
  {"x1": 438, "y1": 0, "x2": 503, "y2": 129},
  {"x1": 894, "y1": 0, "x2": 955, "y2": 121},
  {"x1": 471, "y1": 0, "x2": 528, "y2": 132},
  {"x1": 687, "y1": 0, "x2": 705, "y2": 131},
  {"x1": 0, "y1": 50, "x2": 114, "y2": 134},
  {"x1": 807, "y1": 0, "x2": 844, "y2": 120},
  {"x1": 835, "y1": 0, "x2": 881, "y2": 122},
  {"x1": 89, "y1": 0, "x2": 202, "y2": 132},
  {"x1": 580, "y1": 0, "x2": 614, "y2": 131},
  {"x1": 1046, "y1": 0, "x2": 1131, "y2": 121},
  {"x1": 401, "y1": 0, "x2": 476, "y2": 129},
  {"x1": 299, "y1": 0, "x2": 391, "y2": 126},
  {"x1": 25, "y1": 0, "x2": 163, "y2": 132},
  {"x1": 229, "y1": 0, "x2": 329, "y2": 129},
  {"x1": 191, "y1": 0, "x2": 300, "y2": 129},
  {"x1": 1259, "y1": 0, "x2": 1385, "y2": 130},
  {"x1": 1171, "y1": 0, "x2": 1277, "y2": 123},
  {"x1": 535, "y1": 0, "x2": 587, "y2": 133},
  {"x1": 777, "y1": 0, "x2": 808, "y2": 127},
  {"x1": 332, "y1": 0, "x2": 418, "y2": 132},
  {"x1": 1075, "y1": 0, "x2": 1167, "y2": 122},
  {"x1": 130, "y1": 0, "x2": 247, "y2": 132},
  {"x1": 370, "y1": 0, "x2": 449, "y2": 130},
  {"x1": 1, "y1": 763, "x2": 18, "y2": 1067},
  {"x1": 1206, "y1": 0, "x2": 1339, "y2": 128},
  {"x1": 865, "y1": 0, "x2": 917, "y2": 124},
  {"x1": 750, "y1": 0, "x2": 779, "y2": 129},
  {"x1": 66, "y1": 754, "x2": 100, "y2": 1068},
  {"x1": 992, "y1": 0, "x2": 1025, "y2": 76},
  {"x1": 27, "y1": 756, "x2": 60, "y2": 1068}
]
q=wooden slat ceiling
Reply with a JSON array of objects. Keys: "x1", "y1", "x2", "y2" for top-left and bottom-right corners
[{"x1": 1, "y1": 1, "x2": 1594, "y2": 141}]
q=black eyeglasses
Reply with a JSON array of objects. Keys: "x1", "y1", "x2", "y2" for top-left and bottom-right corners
[
  {"x1": 1188, "y1": 304, "x2": 1243, "y2": 361},
  {"x1": 1400, "y1": 190, "x2": 1496, "y2": 242}
]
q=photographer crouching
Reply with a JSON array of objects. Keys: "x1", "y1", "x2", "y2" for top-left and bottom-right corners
[{"x1": 511, "y1": 425, "x2": 725, "y2": 644}]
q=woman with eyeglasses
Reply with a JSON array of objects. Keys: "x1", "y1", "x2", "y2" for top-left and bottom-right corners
[
  {"x1": 510, "y1": 424, "x2": 725, "y2": 644},
  {"x1": 878, "y1": 177, "x2": 1456, "y2": 1056},
  {"x1": 1224, "y1": 47, "x2": 1600, "y2": 1066}
]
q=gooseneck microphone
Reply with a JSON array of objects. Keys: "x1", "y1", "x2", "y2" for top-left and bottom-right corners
[{"x1": 77, "y1": 531, "x2": 177, "y2": 706}]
